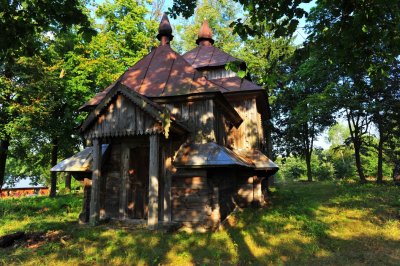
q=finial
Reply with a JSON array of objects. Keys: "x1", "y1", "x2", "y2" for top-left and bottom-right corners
[
  {"x1": 157, "y1": 13, "x2": 174, "y2": 45},
  {"x1": 196, "y1": 19, "x2": 215, "y2": 46}
]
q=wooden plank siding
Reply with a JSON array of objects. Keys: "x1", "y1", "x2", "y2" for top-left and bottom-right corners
[
  {"x1": 84, "y1": 94, "x2": 162, "y2": 139},
  {"x1": 228, "y1": 98, "x2": 263, "y2": 150},
  {"x1": 199, "y1": 69, "x2": 236, "y2": 80},
  {"x1": 164, "y1": 99, "x2": 230, "y2": 146}
]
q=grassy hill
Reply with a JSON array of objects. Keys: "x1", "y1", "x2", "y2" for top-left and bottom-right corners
[{"x1": 1, "y1": 181, "x2": 399, "y2": 265}]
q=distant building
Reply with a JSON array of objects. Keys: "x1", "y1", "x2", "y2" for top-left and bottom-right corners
[
  {"x1": 52, "y1": 14, "x2": 278, "y2": 230},
  {"x1": 1, "y1": 178, "x2": 49, "y2": 198}
]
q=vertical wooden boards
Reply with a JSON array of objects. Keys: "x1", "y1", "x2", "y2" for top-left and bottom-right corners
[
  {"x1": 79, "y1": 178, "x2": 92, "y2": 224},
  {"x1": 84, "y1": 94, "x2": 162, "y2": 139},
  {"x1": 103, "y1": 143, "x2": 121, "y2": 218},
  {"x1": 210, "y1": 181, "x2": 221, "y2": 230},
  {"x1": 164, "y1": 100, "x2": 217, "y2": 143},
  {"x1": 89, "y1": 139, "x2": 101, "y2": 225},
  {"x1": 201, "y1": 69, "x2": 236, "y2": 80},
  {"x1": 119, "y1": 144, "x2": 129, "y2": 219},
  {"x1": 253, "y1": 176, "x2": 264, "y2": 207},
  {"x1": 148, "y1": 134, "x2": 160, "y2": 229},
  {"x1": 228, "y1": 98, "x2": 262, "y2": 150}
]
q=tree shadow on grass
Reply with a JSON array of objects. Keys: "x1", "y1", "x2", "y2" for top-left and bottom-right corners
[{"x1": 1, "y1": 182, "x2": 399, "y2": 265}]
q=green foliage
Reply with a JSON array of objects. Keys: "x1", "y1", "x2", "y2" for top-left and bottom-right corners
[
  {"x1": 311, "y1": 149, "x2": 335, "y2": 181},
  {"x1": 173, "y1": 0, "x2": 242, "y2": 54},
  {"x1": 276, "y1": 150, "x2": 335, "y2": 182},
  {"x1": 275, "y1": 156, "x2": 307, "y2": 181},
  {"x1": 2, "y1": 1, "x2": 158, "y2": 187},
  {"x1": 169, "y1": 0, "x2": 312, "y2": 37}
]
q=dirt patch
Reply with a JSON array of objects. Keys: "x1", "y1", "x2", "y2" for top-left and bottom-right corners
[{"x1": 0, "y1": 230, "x2": 70, "y2": 249}]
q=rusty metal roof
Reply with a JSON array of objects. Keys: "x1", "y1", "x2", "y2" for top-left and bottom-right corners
[
  {"x1": 50, "y1": 144, "x2": 109, "y2": 172},
  {"x1": 234, "y1": 149, "x2": 279, "y2": 171},
  {"x1": 183, "y1": 45, "x2": 243, "y2": 69},
  {"x1": 174, "y1": 142, "x2": 253, "y2": 168},
  {"x1": 210, "y1": 77, "x2": 264, "y2": 93},
  {"x1": 80, "y1": 44, "x2": 228, "y2": 111}
]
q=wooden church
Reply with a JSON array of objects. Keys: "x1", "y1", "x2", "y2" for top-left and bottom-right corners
[{"x1": 52, "y1": 14, "x2": 278, "y2": 230}]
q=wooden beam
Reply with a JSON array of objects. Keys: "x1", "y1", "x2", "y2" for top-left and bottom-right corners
[
  {"x1": 211, "y1": 181, "x2": 220, "y2": 230},
  {"x1": 119, "y1": 144, "x2": 129, "y2": 219},
  {"x1": 148, "y1": 134, "x2": 159, "y2": 229},
  {"x1": 89, "y1": 139, "x2": 101, "y2": 225}
]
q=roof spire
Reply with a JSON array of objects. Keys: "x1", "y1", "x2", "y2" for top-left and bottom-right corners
[
  {"x1": 196, "y1": 19, "x2": 215, "y2": 46},
  {"x1": 157, "y1": 13, "x2": 174, "y2": 45}
]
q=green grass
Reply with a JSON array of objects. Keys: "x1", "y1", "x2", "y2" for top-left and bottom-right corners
[{"x1": 1, "y1": 181, "x2": 399, "y2": 265}]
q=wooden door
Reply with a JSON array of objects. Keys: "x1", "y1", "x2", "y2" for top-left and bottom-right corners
[{"x1": 127, "y1": 147, "x2": 149, "y2": 219}]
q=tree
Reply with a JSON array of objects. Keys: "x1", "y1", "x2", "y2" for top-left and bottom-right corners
[
  {"x1": 173, "y1": 0, "x2": 242, "y2": 54},
  {"x1": 169, "y1": 0, "x2": 312, "y2": 38},
  {"x1": 2, "y1": 0, "x2": 158, "y2": 195},
  {"x1": 0, "y1": 0, "x2": 94, "y2": 190},
  {"x1": 305, "y1": 0, "x2": 400, "y2": 182},
  {"x1": 239, "y1": 34, "x2": 295, "y2": 158},
  {"x1": 274, "y1": 47, "x2": 335, "y2": 181}
]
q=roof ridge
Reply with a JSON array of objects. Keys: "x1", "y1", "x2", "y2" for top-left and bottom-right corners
[
  {"x1": 137, "y1": 47, "x2": 158, "y2": 94},
  {"x1": 161, "y1": 56, "x2": 176, "y2": 96}
]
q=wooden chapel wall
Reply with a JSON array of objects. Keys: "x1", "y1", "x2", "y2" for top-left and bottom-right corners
[
  {"x1": 84, "y1": 94, "x2": 162, "y2": 139},
  {"x1": 170, "y1": 169, "x2": 216, "y2": 228},
  {"x1": 228, "y1": 97, "x2": 264, "y2": 150},
  {"x1": 164, "y1": 99, "x2": 230, "y2": 146},
  {"x1": 100, "y1": 142, "x2": 122, "y2": 219},
  {"x1": 164, "y1": 99, "x2": 215, "y2": 143},
  {"x1": 97, "y1": 136, "x2": 185, "y2": 222}
]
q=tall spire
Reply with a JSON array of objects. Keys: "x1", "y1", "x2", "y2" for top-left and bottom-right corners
[
  {"x1": 196, "y1": 19, "x2": 215, "y2": 46},
  {"x1": 157, "y1": 13, "x2": 174, "y2": 45}
]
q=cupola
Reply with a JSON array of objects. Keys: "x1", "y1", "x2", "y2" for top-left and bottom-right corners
[
  {"x1": 196, "y1": 20, "x2": 215, "y2": 46},
  {"x1": 157, "y1": 13, "x2": 174, "y2": 45}
]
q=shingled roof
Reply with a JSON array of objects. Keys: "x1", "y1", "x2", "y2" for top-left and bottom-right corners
[
  {"x1": 80, "y1": 15, "x2": 227, "y2": 111},
  {"x1": 183, "y1": 20, "x2": 244, "y2": 69},
  {"x1": 210, "y1": 77, "x2": 264, "y2": 93}
]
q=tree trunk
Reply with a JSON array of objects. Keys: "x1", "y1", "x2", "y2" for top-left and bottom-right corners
[
  {"x1": 376, "y1": 132, "x2": 384, "y2": 184},
  {"x1": 354, "y1": 143, "x2": 366, "y2": 183},
  {"x1": 50, "y1": 137, "x2": 59, "y2": 197},
  {"x1": 305, "y1": 151, "x2": 312, "y2": 182},
  {"x1": 0, "y1": 137, "x2": 10, "y2": 191},
  {"x1": 65, "y1": 173, "x2": 72, "y2": 191}
]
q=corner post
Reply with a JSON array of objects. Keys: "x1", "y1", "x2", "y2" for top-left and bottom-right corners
[
  {"x1": 148, "y1": 134, "x2": 159, "y2": 229},
  {"x1": 90, "y1": 138, "x2": 101, "y2": 225}
]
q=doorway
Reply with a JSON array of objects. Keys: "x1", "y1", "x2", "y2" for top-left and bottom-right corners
[{"x1": 126, "y1": 146, "x2": 149, "y2": 219}]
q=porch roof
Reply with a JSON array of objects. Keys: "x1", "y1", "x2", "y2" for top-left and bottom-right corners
[
  {"x1": 173, "y1": 142, "x2": 253, "y2": 168},
  {"x1": 233, "y1": 149, "x2": 279, "y2": 171},
  {"x1": 173, "y1": 142, "x2": 279, "y2": 173},
  {"x1": 50, "y1": 144, "x2": 109, "y2": 172}
]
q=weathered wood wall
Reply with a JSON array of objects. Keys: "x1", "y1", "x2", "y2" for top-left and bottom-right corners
[
  {"x1": 84, "y1": 94, "x2": 162, "y2": 139},
  {"x1": 165, "y1": 99, "x2": 215, "y2": 143},
  {"x1": 101, "y1": 142, "x2": 122, "y2": 218},
  {"x1": 165, "y1": 99, "x2": 230, "y2": 146},
  {"x1": 228, "y1": 98, "x2": 264, "y2": 150},
  {"x1": 171, "y1": 170, "x2": 215, "y2": 228},
  {"x1": 200, "y1": 69, "x2": 236, "y2": 80}
]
